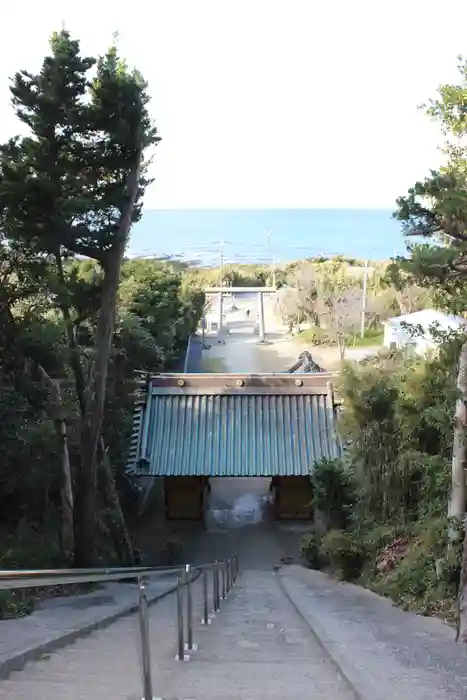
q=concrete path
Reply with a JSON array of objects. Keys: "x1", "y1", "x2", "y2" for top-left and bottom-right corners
[
  {"x1": 280, "y1": 565, "x2": 467, "y2": 700},
  {"x1": 203, "y1": 295, "x2": 295, "y2": 373},
  {"x1": 0, "y1": 573, "x2": 178, "y2": 679},
  {"x1": 181, "y1": 519, "x2": 309, "y2": 571},
  {"x1": 4, "y1": 564, "x2": 467, "y2": 699},
  {"x1": 0, "y1": 569, "x2": 355, "y2": 700},
  {"x1": 204, "y1": 293, "x2": 379, "y2": 373}
]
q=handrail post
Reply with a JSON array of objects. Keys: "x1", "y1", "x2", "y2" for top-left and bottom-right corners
[
  {"x1": 176, "y1": 571, "x2": 185, "y2": 660},
  {"x1": 234, "y1": 555, "x2": 238, "y2": 581},
  {"x1": 215, "y1": 563, "x2": 220, "y2": 609},
  {"x1": 219, "y1": 562, "x2": 224, "y2": 601},
  {"x1": 228, "y1": 558, "x2": 232, "y2": 590},
  {"x1": 138, "y1": 576, "x2": 153, "y2": 700},
  {"x1": 186, "y1": 564, "x2": 194, "y2": 650},
  {"x1": 213, "y1": 565, "x2": 217, "y2": 611},
  {"x1": 226, "y1": 559, "x2": 230, "y2": 594},
  {"x1": 222, "y1": 560, "x2": 227, "y2": 600},
  {"x1": 202, "y1": 568, "x2": 209, "y2": 625}
]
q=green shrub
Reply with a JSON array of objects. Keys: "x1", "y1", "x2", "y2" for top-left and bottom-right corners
[
  {"x1": 368, "y1": 517, "x2": 461, "y2": 620},
  {"x1": 0, "y1": 527, "x2": 64, "y2": 569},
  {"x1": 312, "y1": 459, "x2": 356, "y2": 531},
  {"x1": 319, "y1": 529, "x2": 366, "y2": 581},
  {"x1": 0, "y1": 591, "x2": 34, "y2": 619},
  {"x1": 300, "y1": 529, "x2": 324, "y2": 569},
  {"x1": 0, "y1": 528, "x2": 69, "y2": 620},
  {"x1": 360, "y1": 523, "x2": 407, "y2": 556}
]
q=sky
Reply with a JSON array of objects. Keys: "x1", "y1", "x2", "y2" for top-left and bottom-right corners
[{"x1": 1, "y1": 1, "x2": 467, "y2": 209}]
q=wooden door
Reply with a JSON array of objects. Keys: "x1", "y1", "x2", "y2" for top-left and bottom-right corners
[
  {"x1": 164, "y1": 477, "x2": 204, "y2": 520},
  {"x1": 275, "y1": 477, "x2": 313, "y2": 520}
]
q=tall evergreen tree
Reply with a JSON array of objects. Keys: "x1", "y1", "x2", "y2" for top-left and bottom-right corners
[
  {"x1": 394, "y1": 55, "x2": 467, "y2": 641},
  {"x1": 0, "y1": 30, "x2": 159, "y2": 566}
]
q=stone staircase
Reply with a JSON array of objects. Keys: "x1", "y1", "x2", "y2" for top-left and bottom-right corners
[{"x1": 0, "y1": 569, "x2": 354, "y2": 700}]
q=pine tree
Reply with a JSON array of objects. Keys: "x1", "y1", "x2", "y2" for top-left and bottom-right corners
[
  {"x1": 0, "y1": 30, "x2": 159, "y2": 566},
  {"x1": 395, "y1": 55, "x2": 467, "y2": 641}
]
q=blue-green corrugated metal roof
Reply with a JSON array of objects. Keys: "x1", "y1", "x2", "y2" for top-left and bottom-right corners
[{"x1": 128, "y1": 383, "x2": 341, "y2": 477}]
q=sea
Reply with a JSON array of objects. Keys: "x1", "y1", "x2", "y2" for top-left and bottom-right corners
[{"x1": 129, "y1": 208, "x2": 409, "y2": 266}]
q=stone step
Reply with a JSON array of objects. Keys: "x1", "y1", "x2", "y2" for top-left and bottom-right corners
[{"x1": 0, "y1": 570, "x2": 354, "y2": 700}]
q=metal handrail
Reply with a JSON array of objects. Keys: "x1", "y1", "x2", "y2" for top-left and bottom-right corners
[
  {"x1": 0, "y1": 560, "x2": 230, "y2": 590},
  {"x1": 0, "y1": 556, "x2": 240, "y2": 700},
  {"x1": 0, "y1": 565, "x2": 179, "y2": 590},
  {"x1": 174, "y1": 558, "x2": 239, "y2": 661}
]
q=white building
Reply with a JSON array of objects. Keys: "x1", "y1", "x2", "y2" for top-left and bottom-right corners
[{"x1": 383, "y1": 309, "x2": 466, "y2": 355}]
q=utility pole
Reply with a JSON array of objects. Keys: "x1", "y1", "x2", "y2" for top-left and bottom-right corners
[
  {"x1": 219, "y1": 240, "x2": 224, "y2": 288},
  {"x1": 266, "y1": 230, "x2": 275, "y2": 286},
  {"x1": 360, "y1": 259, "x2": 369, "y2": 339}
]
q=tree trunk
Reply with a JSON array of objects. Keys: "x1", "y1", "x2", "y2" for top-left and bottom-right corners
[
  {"x1": 0, "y1": 290, "x2": 75, "y2": 558},
  {"x1": 35, "y1": 365, "x2": 74, "y2": 559},
  {"x1": 449, "y1": 339, "x2": 467, "y2": 519},
  {"x1": 457, "y1": 522, "x2": 467, "y2": 642},
  {"x1": 76, "y1": 250, "x2": 125, "y2": 566},
  {"x1": 98, "y1": 437, "x2": 134, "y2": 565},
  {"x1": 451, "y1": 339, "x2": 467, "y2": 642},
  {"x1": 53, "y1": 274, "x2": 134, "y2": 568},
  {"x1": 55, "y1": 253, "x2": 87, "y2": 417},
  {"x1": 57, "y1": 419, "x2": 74, "y2": 558},
  {"x1": 336, "y1": 318, "x2": 346, "y2": 362},
  {"x1": 76, "y1": 156, "x2": 141, "y2": 567}
]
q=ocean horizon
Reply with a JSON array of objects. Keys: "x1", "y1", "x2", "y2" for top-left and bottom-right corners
[{"x1": 129, "y1": 208, "x2": 410, "y2": 266}]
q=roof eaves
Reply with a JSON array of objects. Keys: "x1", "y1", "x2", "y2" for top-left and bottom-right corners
[{"x1": 148, "y1": 372, "x2": 339, "y2": 396}]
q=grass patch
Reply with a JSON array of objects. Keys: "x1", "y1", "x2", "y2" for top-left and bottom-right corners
[
  {"x1": 296, "y1": 326, "x2": 331, "y2": 345},
  {"x1": 346, "y1": 329, "x2": 384, "y2": 347},
  {"x1": 296, "y1": 326, "x2": 383, "y2": 348}
]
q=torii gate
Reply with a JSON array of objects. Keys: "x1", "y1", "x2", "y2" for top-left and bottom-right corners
[{"x1": 204, "y1": 286, "x2": 277, "y2": 342}]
